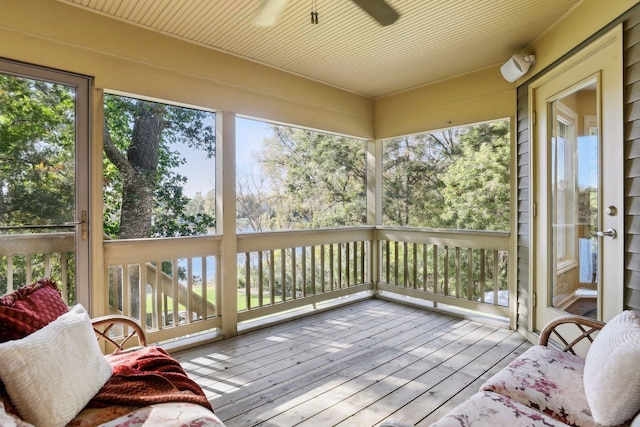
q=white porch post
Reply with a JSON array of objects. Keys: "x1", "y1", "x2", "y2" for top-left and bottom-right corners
[
  {"x1": 509, "y1": 116, "x2": 518, "y2": 331},
  {"x1": 216, "y1": 111, "x2": 238, "y2": 337},
  {"x1": 367, "y1": 139, "x2": 383, "y2": 287}
]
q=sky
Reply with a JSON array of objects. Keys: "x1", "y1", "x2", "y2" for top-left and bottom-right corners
[
  {"x1": 174, "y1": 117, "x2": 271, "y2": 197},
  {"x1": 578, "y1": 135, "x2": 598, "y2": 189}
]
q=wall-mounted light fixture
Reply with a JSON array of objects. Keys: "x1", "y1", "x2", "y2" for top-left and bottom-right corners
[{"x1": 500, "y1": 53, "x2": 536, "y2": 82}]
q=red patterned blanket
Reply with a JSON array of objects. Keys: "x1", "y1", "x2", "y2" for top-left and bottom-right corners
[{"x1": 87, "y1": 346, "x2": 213, "y2": 412}]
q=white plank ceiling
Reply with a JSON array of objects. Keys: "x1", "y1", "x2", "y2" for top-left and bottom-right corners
[{"x1": 57, "y1": 0, "x2": 581, "y2": 98}]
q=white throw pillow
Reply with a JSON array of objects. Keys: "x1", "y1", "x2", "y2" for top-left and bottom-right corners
[
  {"x1": 0, "y1": 304, "x2": 112, "y2": 427},
  {"x1": 583, "y1": 310, "x2": 640, "y2": 426}
]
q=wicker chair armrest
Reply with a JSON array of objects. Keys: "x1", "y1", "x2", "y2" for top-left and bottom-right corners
[
  {"x1": 91, "y1": 315, "x2": 146, "y2": 354},
  {"x1": 538, "y1": 315, "x2": 605, "y2": 355}
]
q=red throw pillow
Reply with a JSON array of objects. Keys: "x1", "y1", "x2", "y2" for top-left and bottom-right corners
[{"x1": 0, "y1": 278, "x2": 69, "y2": 343}]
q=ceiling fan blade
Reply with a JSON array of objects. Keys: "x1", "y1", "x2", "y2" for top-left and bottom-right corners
[
  {"x1": 253, "y1": 0, "x2": 289, "y2": 27},
  {"x1": 350, "y1": 0, "x2": 399, "y2": 26}
]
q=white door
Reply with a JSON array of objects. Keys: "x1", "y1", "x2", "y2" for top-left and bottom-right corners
[
  {"x1": 532, "y1": 26, "x2": 624, "y2": 330},
  {"x1": 0, "y1": 59, "x2": 91, "y2": 307}
]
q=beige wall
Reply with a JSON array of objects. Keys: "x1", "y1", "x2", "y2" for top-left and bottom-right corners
[
  {"x1": 525, "y1": 0, "x2": 637, "y2": 82},
  {"x1": 0, "y1": 0, "x2": 374, "y2": 139},
  {"x1": 374, "y1": 67, "x2": 515, "y2": 139},
  {"x1": 373, "y1": 0, "x2": 638, "y2": 140},
  {"x1": 1, "y1": 0, "x2": 635, "y2": 141}
]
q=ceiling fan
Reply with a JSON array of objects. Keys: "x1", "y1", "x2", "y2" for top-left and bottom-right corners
[{"x1": 253, "y1": 0, "x2": 400, "y2": 27}]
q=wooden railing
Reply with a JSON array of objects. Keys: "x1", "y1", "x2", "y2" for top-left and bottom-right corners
[
  {"x1": 236, "y1": 227, "x2": 375, "y2": 323},
  {"x1": 0, "y1": 226, "x2": 511, "y2": 343},
  {"x1": 0, "y1": 232, "x2": 75, "y2": 304},
  {"x1": 375, "y1": 226, "x2": 510, "y2": 317},
  {"x1": 103, "y1": 235, "x2": 223, "y2": 344}
]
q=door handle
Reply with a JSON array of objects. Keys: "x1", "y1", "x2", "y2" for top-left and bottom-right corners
[{"x1": 594, "y1": 228, "x2": 617, "y2": 239}]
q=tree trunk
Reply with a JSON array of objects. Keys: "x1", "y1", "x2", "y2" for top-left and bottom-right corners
[
  {"x1": 114, "y1": 101, "x2": 165, "y2": 319},
  {"x1": 118, "y1": 102, "x2": 165, "y2": 239}
]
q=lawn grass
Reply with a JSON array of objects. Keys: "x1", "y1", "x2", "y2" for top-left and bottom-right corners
[{"x1": 145, "y1": 289, "x2": 271, "y2": 314}]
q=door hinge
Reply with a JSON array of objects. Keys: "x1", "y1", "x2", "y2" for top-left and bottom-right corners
[
  {"x1": 532, "y1": 292, "x2": 537, "y2": 308},
  {"x1": 532, "y1": 111, "x2": 536, "y2": 126},
  {"x1": 532, "y1": 202, "x2": 537, "y2": 217}
]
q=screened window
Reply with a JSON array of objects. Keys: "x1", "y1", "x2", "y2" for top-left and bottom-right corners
[
  {"x1": 383, "y1": 119, "x2": 510, "y2": 231},
  {"x1": 103, "y1": 94, "x2": 216, "y2": 239},
  {"x1": 236, "y1": 118, "x2": 366, "y2": 232}
]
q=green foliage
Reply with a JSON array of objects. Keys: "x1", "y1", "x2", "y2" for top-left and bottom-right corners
[
  {"x1": 0, "y1": 74, "x2": 75, "y2": 226},
  {"x1": 383, "y1": 132, "x2": 451, "y2": 227},
  {"x1": 440, "y1": 121, "x2": 510, "y2": 230},
  {"x1": 243, "y1": 119, "x2": 509, "y2": 234},
  {"x1": 0, "y1": 74, "x2": 77, "y2": 290},
  {"x1": 383, "y1": 120, "x2": 510, "y2": 231},
  {"x1": 257, "y1": 126, "x2": 366, "y2": 230},
  {"x1": 103, "y1": 94, "x2": 216, "y2": 238}
]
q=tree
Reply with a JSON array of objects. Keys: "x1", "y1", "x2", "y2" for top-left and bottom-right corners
[
  {"x1": 236, "y1": 168, "x2": 273, "y2": 232},
  {"x1": 0, "y1": 74, "x2": 76, "y2": 291},
  {"x1": 0, "y1": 75, "x2": 75, "y2": 227},
  {"x1": 102, "y1": 94, "x2": 216, "y2": 239},
  {"x1": 440, "y1": 121, "x2": 510, "y2": 230},
  {"x1": 258, "y1": 126, "x2": 366, "y2": 229},
  {"x1": 102, "y1": 95, "x2": 218, "y2": 321},
  {"x1": 383, "y1": 131, "x2": 454, "y2": 227},
  {"x1": 383, "y1": 120, "x2": 510, "y2": 230}
]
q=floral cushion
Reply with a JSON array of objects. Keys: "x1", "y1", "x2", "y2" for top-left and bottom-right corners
[
  {"x1": 0, "y1": 278, "x2": 69, "y2": 343},
  {"x1": 20, "y1": 402, "x2": 225, "y2": 427},
  {"x1": 429, "y1": 391, "x2": 567, "y2": 427},
  {"x1": 480, "y1": 345, "x2": 596, "y2": 427},
  {"x1": 68, "y1": 406, "x2": 144, "y2": 427},
  {"x1": 97, "y1": 402, "x2": 226, "y2": 427}
]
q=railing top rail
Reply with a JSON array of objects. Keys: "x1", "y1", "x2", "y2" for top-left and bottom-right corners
[
  {"x1": 375, "y1": 225, "x2": 509, "y2": 236},
  {"x1": 375, "y1": 226, "x2": 510, "y2": 250},
  {"x1": 237, "y1": 226, "x2": 375, "y2": 252},
  {"x1": 2, "y1": 226, "x2": 510, "y2": 260},
  {"x1": 0, "y1": 232, "x2": 74, "y2": 256},
  {"x1": 104, "y1": 234, "x2": 222, "y2": 264}
]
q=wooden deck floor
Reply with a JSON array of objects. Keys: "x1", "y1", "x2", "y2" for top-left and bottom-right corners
[{"x1": 174, "y1": 298, "x2": 532, "y2": 427}]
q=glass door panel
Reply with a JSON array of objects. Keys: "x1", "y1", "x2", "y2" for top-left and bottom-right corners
[
  {"x1": 549, "y1": 84, "x2": 599, "y2": 318},
  {"x1": 533, "y1": 26, "x2": 623, "y2": 330},
  {"x1": 0, "y1": 61, "x2": 90, "y2": 306}
]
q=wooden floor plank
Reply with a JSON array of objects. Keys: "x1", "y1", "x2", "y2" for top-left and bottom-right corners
[
  {"x1": 222, "y1": 316, "x2": 462, "y2": 425},
  {"x1": 174, "y1": 299, "x2": 532, "y2": 427},
  {"x1": 266, "y1": 322, "x2": 486, "y2": 426},
  {"x1": 176, "y1": 300, "x2": 412, "y2": 399},
  {"x1": 416, "y1": 338, "x2": 531, "y2": 426},
  {"x1": 324, "y1": 325, "x2": 505, "y2": 426},
  {"x1": 216, "y1": 311, "x2": 461, "y2": 419},
  {"x1": 201, "y1": 305, "x2": 450, "y2": 407}
]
